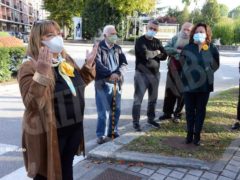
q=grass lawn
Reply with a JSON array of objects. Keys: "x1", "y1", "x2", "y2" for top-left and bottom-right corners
[{"x1": 125, "y1": 88, "x2": 240, "y2": 162}]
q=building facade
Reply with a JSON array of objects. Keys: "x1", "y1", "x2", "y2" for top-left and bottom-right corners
[{"x1": 0, "y1": 0, "x2": 47, "y2": 33}]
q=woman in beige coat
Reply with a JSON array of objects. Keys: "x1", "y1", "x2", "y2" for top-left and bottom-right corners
[{"x1": 18, "y1": 20, "x2": 97, "y2": 180}]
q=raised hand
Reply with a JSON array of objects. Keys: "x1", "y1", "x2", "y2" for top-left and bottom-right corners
[
  {"x1": 85, "y1": 43, "x2": 99, "y2": 67},
  {"x1": 36, "y1": 47, "x2": 52, "y2": 76}
]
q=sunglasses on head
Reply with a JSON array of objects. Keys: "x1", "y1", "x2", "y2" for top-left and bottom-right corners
[{"x1": 33, "y1": 20, "x2": 53, "y2": 26}]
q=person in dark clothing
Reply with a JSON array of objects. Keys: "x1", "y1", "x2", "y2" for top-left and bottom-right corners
[
  {"x1": 180, "y1": 23, "x2": 220, "y2": 146},
  {"x1": 132, "y1": 20, "x2": 168, "y2": 131},
  {"x1": 232, "y1": 62, "x2": 240, "y2": 130},
  {"x1": 159, "y1": 22, "x2": 193, "y2": 123}
]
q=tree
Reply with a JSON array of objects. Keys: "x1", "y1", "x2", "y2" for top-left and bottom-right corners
[
  {"x1": 107, "y1": 0, "x2": 155, "y2": 15},
  {"x1": 212, "y1": 17, "x2": 234, "y2": 45},
  {"x1": 177, "y1": 5, "x2": 190, "y2": 25},
  {"x1": 43, "y1": 0, "x2": 84, "y2": 37},
  {"x1": 82, "y1": 0, "x2": 123, "y2": 39},
  {"x1": 182, "y1": 0, "x2": 199, "y2": 6},
  {"x1": 201, "y1": 0, "x2": 220, "y2": 27},
  {"x1": 190, "y1": 8, "x2": 203, "y2": 24},
  {"x1": 219, "y1": 4, "x2": 229, "y2": 17},
  {"x1": 229, "y1": 6, "x2": 240, "y2": 19},
  {"x1": 166, "y1": 7, "x2": 181, "y2": 18}
]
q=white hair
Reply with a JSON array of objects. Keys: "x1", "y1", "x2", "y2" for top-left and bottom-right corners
[{"x1": 103, "y1": 25, "x2": 116, "y2": 36}]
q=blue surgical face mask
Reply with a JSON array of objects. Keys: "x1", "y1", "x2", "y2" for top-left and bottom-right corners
[
  {"x1": 193, "y1": 33, "x2": 206, "y2": 44},
  {"x1": 146, "y1": 30, "x2": 157, "y2": 38}
]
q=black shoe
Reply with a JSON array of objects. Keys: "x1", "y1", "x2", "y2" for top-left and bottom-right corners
[
  {"x1": 172, "y1": 117, "x2": 181, "y2": 123},
  {"x1": 232, "y1": 122, "x2": 240, "y2": 130},
  {"x1": 97, "y1": 136, "x2": 106, "y2": 144},
  {"x1": 107, "y1": 133, "x2": 120, "y2": 139},
  {"x1": 159, "y1": 114, "x2": 172, "y2": 121},
  {"x1": 133, "y1": 123, "x2": 141, "y2": 132},
  {"x1": 193, "y1": 133, "x2": 200, "y2": 146},
  {"x1": 148, "y1": 120, "x2": 160, "y2": 128},
  {"x1": 185, "y1": 132, "x2": 193, "y2": 144}
]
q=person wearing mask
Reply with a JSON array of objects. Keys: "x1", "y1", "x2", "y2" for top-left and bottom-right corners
[
  {"x1": 95, "y1": 25, "x2": 128, "y2": 144},
  {"x1": 132, "y1": 20, "x2": 167, "y2": 131},
  {"x1": 231, "y1": 62, "x2": 240, "y2": 130},
  {"x1": 18, "y1": 20, "x2": 98, "y2": 180},
  {"x1": 180, "y1": 23, "x2": 220, "y2": 146},
  {"x1": 159, "y1": 22, "x2": 193, "y2": 123}
]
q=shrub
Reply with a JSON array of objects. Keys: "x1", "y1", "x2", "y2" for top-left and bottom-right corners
[
  {"x1": 0, "y1": 48, "x2": 11, "y2": 82},
  {"x1": 0, "y1": 36, "x2": 24, "y2": 47},
  {"x1": 212, "y1": 18, "x2": 235, "y2": 45},
  {"x1": 9, "y1": 47, "x2": 26, "y2": 76}
]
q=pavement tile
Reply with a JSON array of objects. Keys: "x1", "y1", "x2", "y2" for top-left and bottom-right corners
[
  {"x1": 157, "y1": 167, "x2": 172, "y2": 176},
  {"x1": 165, "y1": 177, "x2": 178, "y2": 180},
  {"x1": 229, "y1": 160, "x2": 240, "y2": 167},
  {"x1": 188, "y1": 169, "x2": 203, "y2": 177},
  {"x1": 202, "y1": 172, "x2": 218, "y2": 180},
  {"x1": 148, "y1": 173, "x2": 166, "y2": 180},
  {"x1": 217, "y1": 176, "x2": 233, "y2": 180},
  {"x1": 128, "y1": 166, "x2": 143, "y2": 173},
  {"x1": 175, "y1": 168, "x2": 188, "y2": 173},
  {"x1": 225, "y1": 164, "x2": 240, "y2": 173},
  {"x1": 232, "y1": 156, "x2": 240, "y2": 162},
  {"x1": 221, "y1": 169, "x2": 237, "y2": 179},
  {"x1": 183, "y1": 174, "x2": 199, "y2": 180},
  {"x1": 169, "y1": 170, "x2": 185, "y2": 179},
  {"x1": 139, "y1": 168, "x2": 155, "y2": 176}
]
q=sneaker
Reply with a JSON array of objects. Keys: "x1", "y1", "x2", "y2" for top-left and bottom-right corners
[
  {"x1": 133, "y1": 123, "x2": 141, "y2": 132},
  {"x1": 172, "y1": 117, "x2": 181, "y2": 123},
  {"x1": 158, "y1": 114, "x2": 172, "y2": 121},
  {"x1": 232, "y1": 122, "x2": 240, "y2": 130},
  {"x1": 97, "y1": 136, "x2": 106, "y2": 144},
  {"x1": 147, "y1": 120, "x2": 160, "y2": 128}
]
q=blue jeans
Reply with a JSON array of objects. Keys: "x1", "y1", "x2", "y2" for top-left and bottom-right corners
[{"x1": 95, "y1": 82, "x2": 121, "y2": 138}]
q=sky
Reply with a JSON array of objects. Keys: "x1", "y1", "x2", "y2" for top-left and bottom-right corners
[{"x1": 159, "y1": 0, "x2": 240, "y2": 12}]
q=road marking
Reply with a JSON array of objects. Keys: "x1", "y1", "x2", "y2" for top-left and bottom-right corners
[
  {"x1": 0, "y1": 155, "x2": 86, "y2": 180},
  {"x1": 0, "y1": 144, "x2": 19, "y2": 156}
]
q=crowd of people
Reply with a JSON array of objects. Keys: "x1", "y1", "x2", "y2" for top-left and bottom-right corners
[{"x1": 17, "y1": 19, "x2": 239, "y2": 180}]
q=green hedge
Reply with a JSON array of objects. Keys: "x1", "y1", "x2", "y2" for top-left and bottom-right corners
[{"x1": 0, "y1": 47, "x2": 26, "y2": 82}]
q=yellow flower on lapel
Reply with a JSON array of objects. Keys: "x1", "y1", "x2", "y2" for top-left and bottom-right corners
[
  {"x1": 202, "y1": 44, "x2": 209, "y2": 51},
  {"x1": 59, "y1": 61, "x2": 75, "y2": 77}
]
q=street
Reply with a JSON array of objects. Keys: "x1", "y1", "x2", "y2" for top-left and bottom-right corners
[{"x1": 0, "y1": 43, "x2": 239, "y2": 179}]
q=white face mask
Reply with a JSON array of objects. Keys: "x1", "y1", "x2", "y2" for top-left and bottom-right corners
[{"x1": 42, "y1": 36, "x2": 64, "y2": 53}]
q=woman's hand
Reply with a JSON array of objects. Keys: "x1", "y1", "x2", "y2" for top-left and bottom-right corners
[
  {"x1": 36, "y1": 47, "x2": 52, "y2": 76},
  {"x1": 85, "y1": 43, "x2": 99, "y2": 67}
]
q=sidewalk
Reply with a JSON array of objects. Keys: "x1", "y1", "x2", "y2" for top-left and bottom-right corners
[{"x1": 73, "y1": 116, "x2": 240, "y2": 180}]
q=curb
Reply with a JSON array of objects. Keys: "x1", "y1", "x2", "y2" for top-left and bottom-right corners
[{"x1": 87, "y1": 121, "x2": 214, "y2": 170}]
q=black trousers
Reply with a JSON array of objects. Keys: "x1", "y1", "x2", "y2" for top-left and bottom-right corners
[
  {"x1": 33, "y1": 125, "x2": 82, "y2": 180},
  {"x1": 238, "y1": 85, "x2": 240, "y2": 120},
  {"x1": 132, "y1": 71, "x2": 160, "y2": 123},
  {"x1": 184, "y1": 92, "x2": 210, "y2": 134},
  {"x1": 57, "y1": 125, "x2": 82, "y2": 180},
  {"x1": 162, "y1": 71, "x2": 184, "y2": 117}
]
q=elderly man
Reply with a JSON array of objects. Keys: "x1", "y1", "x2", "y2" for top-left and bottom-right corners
[
  {"x1": 95, "y1": 25, "x2": 128, "y2": 144},
  {"x1": 159, "y1": 22, "x2": 193, "y2": 123},
  {"x1": 132, "y1": 20, "x2": 167, "y2": 131}
]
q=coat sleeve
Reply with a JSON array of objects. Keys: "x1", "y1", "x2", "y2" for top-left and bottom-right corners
[
  {"x1": 164, "y1": 36, "x2": 179, "y2": 56},
  {"x1": 78, "y1": 63, "x2": 96, "y2": 85},
  {"x1": 135, "y1": 38, "x2": 161, "y2": 60},
  {"x1": 211, "y1": 44, "x2": 220, "y2": 72},
  {"x1": 18, "y1": 62, "x2": 52, "y2": 111}
]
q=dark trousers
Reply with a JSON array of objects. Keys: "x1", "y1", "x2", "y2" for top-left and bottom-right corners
[
  {"x1": 184, "y1": 92, "x2": 210, "y2": 134},
  {"x1": 238, "y1": 86, "x2": 240, "y2": 120},
  {"x1": 132, "y1": 71, "x2": 160, "y2": 123},
  {"x1": 162, "y1": 71, "x2": 184, "y2": 117},
  {"x1": 58, "y1": 125, "x2": 82, "y2": 180},
  {"x1": 33, "y1": 126, "x2": 82, "y2": 180}
]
